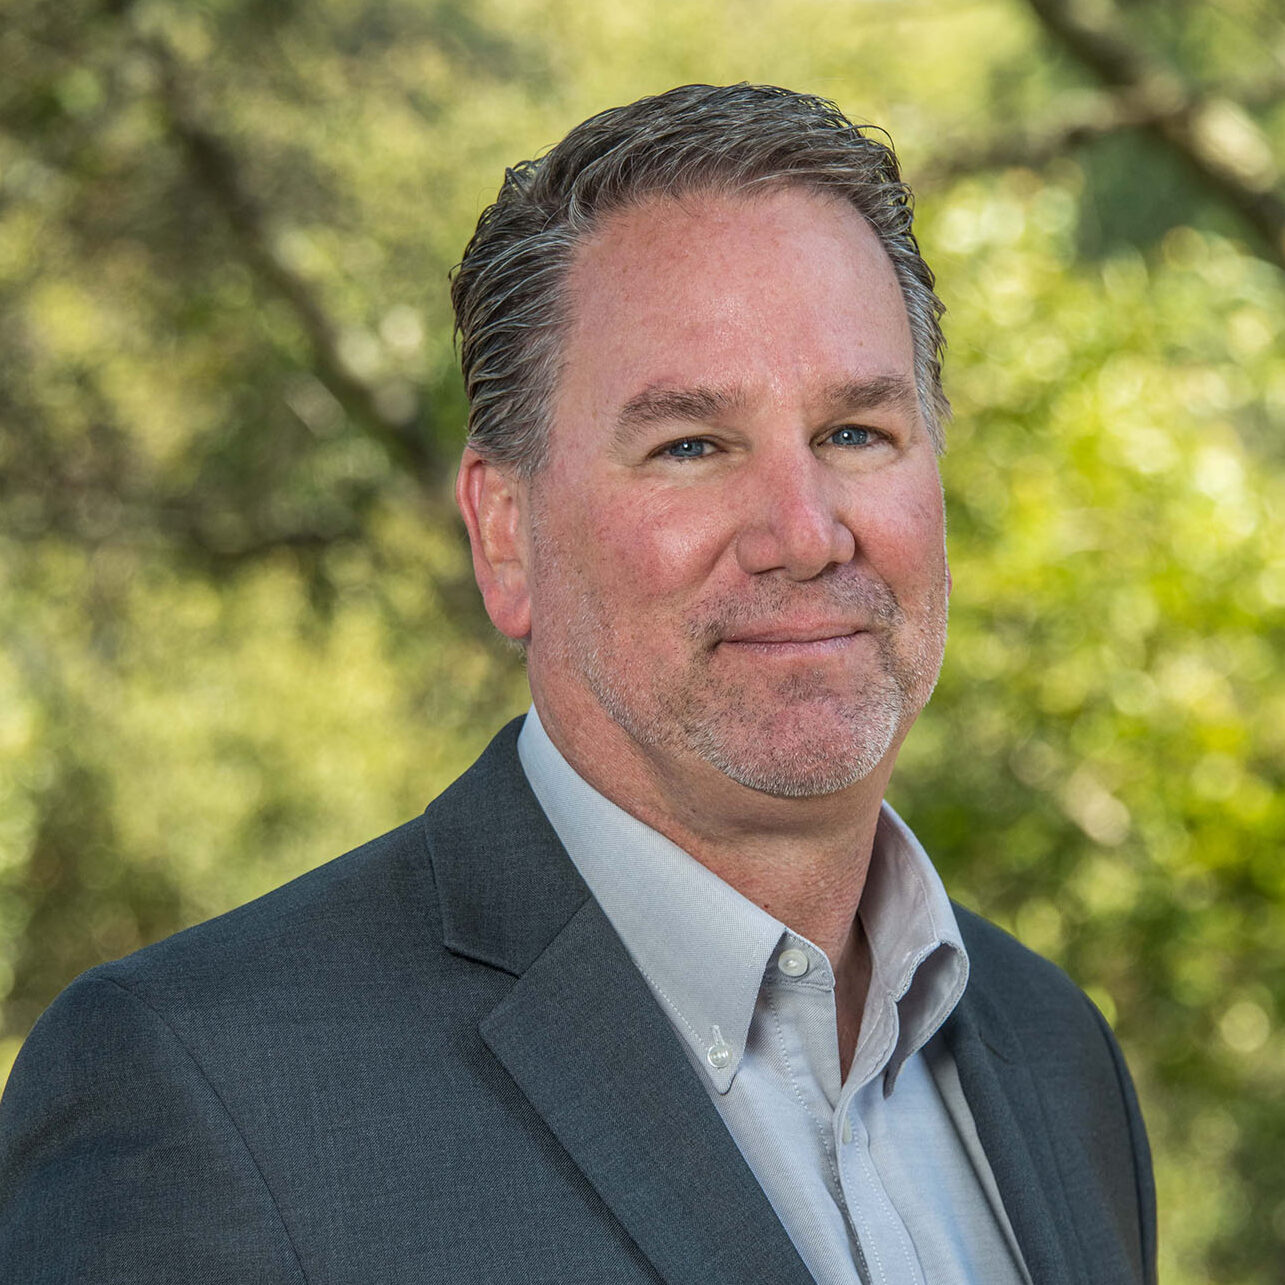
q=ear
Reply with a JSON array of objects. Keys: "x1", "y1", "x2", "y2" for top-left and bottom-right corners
[{"x1": 455, "y1": 447, "x2": 532, "y2": 641}]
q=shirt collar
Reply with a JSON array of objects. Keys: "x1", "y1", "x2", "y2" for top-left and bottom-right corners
[
  {"x1": 860, "y1": 804, "x2": 969, "y2": 1092},
  {"x1": 517, "y1": 707, "x2": 968, "y2": 1096}
]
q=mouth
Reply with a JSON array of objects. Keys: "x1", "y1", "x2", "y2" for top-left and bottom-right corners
[
  {"x1": 716, "y1": 624, "x2": 869, "y2": 654},
  {"x1": 720, "y1": 619, "x2": 867, "y2": 642}
]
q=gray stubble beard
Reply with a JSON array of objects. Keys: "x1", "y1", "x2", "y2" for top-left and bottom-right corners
[{"x1": 534, "y1": 533, "x2": 947, "y2": 800}]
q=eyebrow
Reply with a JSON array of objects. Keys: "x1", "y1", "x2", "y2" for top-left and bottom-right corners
[
  {"x1": 613, "y1": 373, "x2": 919, "y2": 442},
  {"x1": 614, "y1": 384, "x2": 744, "y2": 440},
  {"x1": 820, "y1": 374, "x2": 920, "y2": 419}
]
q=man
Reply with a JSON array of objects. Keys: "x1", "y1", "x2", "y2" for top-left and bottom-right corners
[{"x1": 1, "y1": 84, "x2": 1155, "y2": 1284}]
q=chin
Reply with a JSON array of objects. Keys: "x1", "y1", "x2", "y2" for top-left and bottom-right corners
[{"x1": 685, "y1": 700, "x2": 902, "y2": 800}]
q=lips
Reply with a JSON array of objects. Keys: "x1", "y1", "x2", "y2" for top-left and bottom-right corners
[{"x1": 719, "y1": 624, "x2": 867, "y2": 645}]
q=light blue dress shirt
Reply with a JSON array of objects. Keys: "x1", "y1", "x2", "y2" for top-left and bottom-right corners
[{"x1": 518, "y1": 708, "x2": 1031, "y2": 1285}]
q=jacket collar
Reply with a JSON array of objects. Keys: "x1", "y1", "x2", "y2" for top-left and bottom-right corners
[{"x1": 423, "y1": 717, "x2": 593, "y2": 975}]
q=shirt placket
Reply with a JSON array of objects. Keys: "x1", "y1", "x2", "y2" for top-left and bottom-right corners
[
  {"x1": 766, "y1": 939, "x2": 877, "y2": 1285},
  {"x1": 799, "y1": 948, "x2": 928, "y2": 1285}
]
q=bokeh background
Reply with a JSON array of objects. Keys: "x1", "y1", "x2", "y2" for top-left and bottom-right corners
[{"x1": 2, "y1": 0, "x2": 1283, "y2": 1279}]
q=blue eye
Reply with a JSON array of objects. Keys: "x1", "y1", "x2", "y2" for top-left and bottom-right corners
[
  {"x1": 663, "y1": 438, "x2": 710, "y2": 458},
  {"x1": 828, "y1": 426, "x2": 872, "y2": 447}
]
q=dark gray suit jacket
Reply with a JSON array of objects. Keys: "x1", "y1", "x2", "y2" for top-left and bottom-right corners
[{"x1": 0, "y1": 719, "x2": 1156, "y2": 1283}]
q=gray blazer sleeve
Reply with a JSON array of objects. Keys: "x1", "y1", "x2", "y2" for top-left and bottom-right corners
[{"x1": 0, "y1": 972, "x2": 306, "y2": 1284}]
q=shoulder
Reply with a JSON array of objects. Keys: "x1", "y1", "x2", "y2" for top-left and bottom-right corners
[
  {"x1": 949, "y1": 900, "x2": 1139, "y2": 1106},
  {"x1": 1, "y1": 815, "x2": 445, "y2": 1104},
  {"x1": 83, "y1": 716, "x2": 532, "y2": 1009},
  {"x1": 950, "y1": 899, "x2": 1149, "y2": 1162},
  {"x1": 0, "y1": 815, "x2": 453, "y2": 1283},
  {"x1": 16, "y1": 716, "x2": 539, "y2": 1059},
  {"x1": 952, "y1": 900, "x2": 1089, "y2": 1012},
  {"x1": 100, "y1": 812, "x2": 441, "y2": 1009}
]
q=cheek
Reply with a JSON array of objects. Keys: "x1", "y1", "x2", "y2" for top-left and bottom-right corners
[
  {"x1": 582, "y1": 487, "x2": 728, "y2": 602},
  {"x1": 861, "y1": 483, "x2": 947, "y2": 599}
]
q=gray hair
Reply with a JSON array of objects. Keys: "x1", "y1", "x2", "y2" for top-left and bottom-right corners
[{"x1": 451, "y1": 83, "x2": 948, "y2": 475}]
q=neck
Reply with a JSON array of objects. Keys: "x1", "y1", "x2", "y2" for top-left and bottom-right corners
[{"x1": 535, "y1": 695, "x2": 896, "y2": 968}]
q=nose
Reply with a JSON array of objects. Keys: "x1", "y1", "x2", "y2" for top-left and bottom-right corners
[{"x1": 733, "y1": 456, "x2": 857, "y2": 580}]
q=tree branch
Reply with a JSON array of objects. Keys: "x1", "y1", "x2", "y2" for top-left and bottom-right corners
[
  {"x1": 1017, "y1": 0, "x2": 1285, "y2": 268},
  {"x1": 920, "y1": 68, "x2": 1285, "y2": 184},
  {"x1": 142, "y1": 36, "x2": 450, "y2": 489},
  {"x1": 918, "y1": 90, "x2": 1168, "y2": 187}
]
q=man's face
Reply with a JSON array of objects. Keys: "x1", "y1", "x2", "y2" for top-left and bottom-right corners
[{"x1": 519, "y1": 186, "x2": 948, "y2": 799}]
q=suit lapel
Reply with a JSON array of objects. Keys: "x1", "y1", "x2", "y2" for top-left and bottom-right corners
[
  {"x1": 944, "y1": 983, "x2": 1080, "y2": 1285},
  {"x1": 481, "y1": 896, "x2": 815, "y2": 1285},
  {"x1": 425, "y1": 720, "x2": 814, "y2": 1285}
]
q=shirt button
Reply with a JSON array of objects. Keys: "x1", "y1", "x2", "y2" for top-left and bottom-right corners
[
  {"x1": 706, "y1": 1024, "x2": 733, "y2": 1070},
  {"x1": 776, "y1": 948, "x2": 810, "y2": 978},
  {"x1": 707, "y1": 1042, "x2": 733, "y2": 1070},
  {"x1": 842, "y1": 1116, "x2": 852, "y2": 1145}
]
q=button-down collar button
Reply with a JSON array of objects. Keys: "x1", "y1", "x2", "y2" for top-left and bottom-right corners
[
  {"x1": 776, "y1": 947, "x2": 810, "y2": 978},
  {"x1": 706, "y1": 1025, "x2": 733, "y2": 1070}
]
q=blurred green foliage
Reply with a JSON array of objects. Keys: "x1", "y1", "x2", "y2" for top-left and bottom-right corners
[{"x1": 2, "y1": 0, "x2": 1282, "y2": 1280}]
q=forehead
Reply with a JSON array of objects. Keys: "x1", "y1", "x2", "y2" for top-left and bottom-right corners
[{"x1": 556, "y1": 187, "x2": 914, "y2": 415}]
